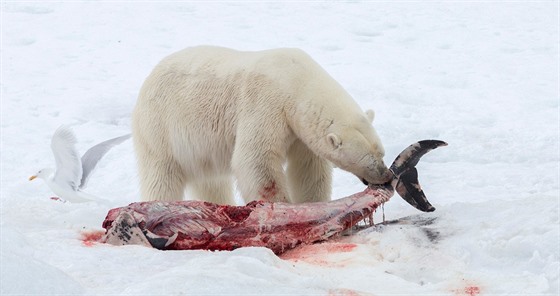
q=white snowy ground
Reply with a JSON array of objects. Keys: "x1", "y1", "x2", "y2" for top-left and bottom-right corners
[{"x1": 1, "y1": 1, "x2": 558, "y2": 295}]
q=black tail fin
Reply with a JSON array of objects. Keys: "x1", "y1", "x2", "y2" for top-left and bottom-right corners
[{"x1": 389, "y1": 140, "x2": 447, "y2": 212}]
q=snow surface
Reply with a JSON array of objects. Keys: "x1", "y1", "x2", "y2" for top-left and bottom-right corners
[{"x1": 1, "y1": 1, "x2": 558, "y2": 295}]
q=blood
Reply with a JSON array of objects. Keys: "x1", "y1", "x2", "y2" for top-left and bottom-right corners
[
  {"x1": 80, "y1": 230, "x2": 105, "y2": 247},
  {"x1": 258, "y1": 181, "x2": 278, "y2": 200},
  {"x1": 464, "y1": 286, "x2": 481, "y2": 296},
  {"x1": 451, "y1": 281, "x2": 482, "y2": 296},
  {"x1": 220, "y1": 204, "x2": 253, "y2": 222},
  {"x1": 324, "y1": 243, "x2": 357, "y2": 253},
  {"x1": 280, "y1": 242, "x2": 357, "y2": 266}
]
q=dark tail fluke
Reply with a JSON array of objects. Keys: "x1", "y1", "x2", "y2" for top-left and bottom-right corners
[{"x1": 389, "y1": 140, "x2": 447, "y2": 212}]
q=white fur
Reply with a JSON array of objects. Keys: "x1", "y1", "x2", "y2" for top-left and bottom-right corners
[{"x1": 132, "y1": 46, "x2": 390, "y2": 204}]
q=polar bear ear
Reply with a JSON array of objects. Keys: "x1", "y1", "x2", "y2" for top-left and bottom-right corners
[
  {"x1": 365, "y1": 109, "x2": 375, "y2": 123},
  {"x1": 327, "y1": 133, "x2": 342, "y2": 149}
]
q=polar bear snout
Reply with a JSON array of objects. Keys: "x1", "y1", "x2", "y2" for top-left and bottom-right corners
[
  {"x1": 379, "y1": 167, "x2": 394, "y2": 183},
  {"x1": 362, "y1": 163, "x2": 393, "y2": 185}
]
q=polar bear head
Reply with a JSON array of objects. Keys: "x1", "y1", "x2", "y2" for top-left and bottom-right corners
[{"x1": 325, "y1": 110, "x2": 392, "y2": 185}]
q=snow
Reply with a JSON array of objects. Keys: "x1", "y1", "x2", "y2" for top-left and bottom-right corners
[{"x1": 1, "y1": 1, "x2": 558, "y2": 295}]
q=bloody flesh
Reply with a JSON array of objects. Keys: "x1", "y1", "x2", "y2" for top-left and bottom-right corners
[{"x1": 102, "y1": 186, "x2": 392, "y2": 254}]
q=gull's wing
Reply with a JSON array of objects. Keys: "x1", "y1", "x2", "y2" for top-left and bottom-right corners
[
  {"x1": 51, "y1": 126, "x2": 82, "y2": 191},
  {"x1": 79, "y1": 134, "x2": 131, "y2": 189}
]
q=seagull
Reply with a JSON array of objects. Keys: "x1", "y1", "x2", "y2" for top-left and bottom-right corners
[{"x1": 29, "y1": 125, "x2": 131, "y2": 203}]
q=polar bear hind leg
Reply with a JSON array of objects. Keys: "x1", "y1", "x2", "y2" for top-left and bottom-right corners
[
  {"x1": 287, "y1": 139, "x2": 332, "y2": 203},
  {"x1": 135, "y1": 147, "x2": 187, "y2": 202}
]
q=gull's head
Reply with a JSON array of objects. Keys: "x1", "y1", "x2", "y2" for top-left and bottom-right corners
[{"x1": 29, "y1": 168, "x2": 54, "y2": 181}]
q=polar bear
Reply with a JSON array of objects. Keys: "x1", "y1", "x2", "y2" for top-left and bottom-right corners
[{"x1": 132, "y1": 46, "x2": 391, "y2": 205}]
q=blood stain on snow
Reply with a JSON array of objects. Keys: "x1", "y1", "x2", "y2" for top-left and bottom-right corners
[
  {"x1": 80, "y1": 230, "x2": 105, "y2": 247},
  {"x1": 324, "y1": 243, "x2": 357, "y2": 253},
  {"x1": 280, "y1": 242, "x2": 357, "y2": 267},
  {"x1": 464, "y1": 286, "x2": 481, "y2": 296},
  {"x1": 452, "y1": 283, "x2": 482, "y2": 296}
]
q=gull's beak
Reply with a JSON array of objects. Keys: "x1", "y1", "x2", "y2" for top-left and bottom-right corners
[{"x1": 29, "y1": 175, "x2": 37, "y2": 181}]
